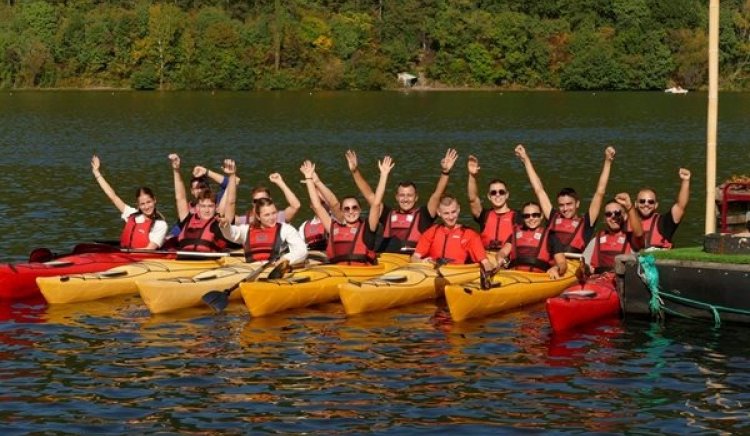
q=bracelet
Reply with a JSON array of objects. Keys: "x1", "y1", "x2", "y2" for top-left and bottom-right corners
[
  {"x1": 441, "y1": 170, "x2": 451, "y2": 176},
  {"x1": 305, "y1": 177, "x2": 313, "y2": 180}
]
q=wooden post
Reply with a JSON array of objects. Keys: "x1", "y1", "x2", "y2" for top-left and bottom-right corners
[{"x1": 705, "y1": 0, "x2": 719, "y2": 234}]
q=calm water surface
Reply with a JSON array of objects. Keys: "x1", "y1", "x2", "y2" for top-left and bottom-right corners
[{"x1": 0, "y1": 91, "x2": 749, "y2": 433}]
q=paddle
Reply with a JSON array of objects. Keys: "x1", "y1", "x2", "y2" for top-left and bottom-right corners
[
  {"x1": 432, "y1": 257, "x2": 452, "y2": 296},
  {"x1": 201, "y1": 258, "x2": 288, "y2": 313},
  {"x1": 563, "y1": 253, "x2": 587, "y2": 285}
]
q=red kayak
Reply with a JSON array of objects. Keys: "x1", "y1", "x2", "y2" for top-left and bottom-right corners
[
  {"x1": 0, "y1": 251, "x2": 168, "y2": 300},
  {"x1": 545, "y1": 272, "x2": 620, "y2": 333}
]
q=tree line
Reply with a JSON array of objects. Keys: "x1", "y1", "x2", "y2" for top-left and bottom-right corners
[{"x1": 1, "y1": 0, "x2": 748, "y2": 91}]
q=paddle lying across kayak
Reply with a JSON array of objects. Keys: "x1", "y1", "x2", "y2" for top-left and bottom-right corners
[
  {"x1": 444, "y1": 259, "x2": 581, "y2": 322},
  {"x1": 339, "y1": 262, "x2": 480, "y2": 315}
]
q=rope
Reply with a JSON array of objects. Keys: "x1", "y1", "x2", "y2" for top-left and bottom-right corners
[
  {"x1": 637, "y1": 254, "x2": 750, "y2": 327},
  {"x1": 637, "y1": 255, "x2": 664, "y2": 322}
]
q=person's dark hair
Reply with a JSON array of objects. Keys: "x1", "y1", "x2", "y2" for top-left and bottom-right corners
[
  {"x1": 196, "y1": 188, "x2": 216, "y2": 203},
  {"x1": 487, "y1": 179, "x2": 508, "y2": 189},
  {"x1": 190, "y1": 176, "x2": 209, "y2": 190},
  {"x1": 521, "y1": 201, "x2": 541, "y2": 210},
  {"x1": 396, "y1": 181, "x2": 417, "y2": 191},
  {"x1": 251, "y1": 186, "x2": 272, "y2": 198},
  {"x1": 557, "y1": 187, "x2": 579, "y2": 201},
  {"x1": 135, "y1": 186, "x2": 156, "y2": 201}
]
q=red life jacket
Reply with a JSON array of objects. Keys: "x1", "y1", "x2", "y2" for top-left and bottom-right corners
[
  {"x1": 302, "y1": 219, "x2": 327, "y2": 251},
  {"x1": 422, "y1": 225, "x2": 475, "y2": 265},
  {"x1": 548, "y1": 213, "x2": 587, "y2": 253},
  {"x1": 327, "y1": 220, "x2": 376, "y2": 265},
  {"x1": 641, "y1": 213, "x2": 673, "y2": 249},
  {"x1": 120, "y1": 212, "x2": 158, "y2": 249},
  {"x1": 509, "y1": 225, "x2": 552, "y2": 272},
  {"x1": 383, "y1": 208, "x2": 422, "y2": 249},
  {"x1": 244, "y1": 223, "x2": 283, "y2": 262},
  {"x1": 177, "y1": 214, "x2": 228, "y2": 252},
  {"x1": 590, "y1": 230, "x2": 633, "y2": 273},
  {"x1": 480, "y1": 209, "x2": 516, "y2": 250}
]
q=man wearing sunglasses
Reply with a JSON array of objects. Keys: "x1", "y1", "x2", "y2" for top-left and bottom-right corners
[
  {"x1": 588, "y1": 193, "x2": 644, "y2": 274},
  {"x1": 633, "y1": 168, "x2": 691, "y2": 249},
  {"x1": 515, "y1": 144, "x2": 615, "y2": 279},
  {"x1": 346, "y1": 148, "x2": 458, "y2": 254},
  {"x1": 467, "y1": 155, "x2": 524, "y2": 251}
]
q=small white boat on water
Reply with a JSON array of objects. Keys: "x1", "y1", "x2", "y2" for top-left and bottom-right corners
[{"x1": 665, "y1": 86, "x2": 688, "y2": 94}]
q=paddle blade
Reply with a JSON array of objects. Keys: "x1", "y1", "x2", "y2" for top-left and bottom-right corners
[
  {"x1": 267, "y1": 260, "x2": 290, "y2": 279},
  {"x1": 202, "y1": 290, "x2": 230, "y2": 313},
  {"x1": 479, "y1": 265, "x2": 493, "y2": 290},
  {"x1": 434, "y1": 277, "x2": 447, "y2": 298}
]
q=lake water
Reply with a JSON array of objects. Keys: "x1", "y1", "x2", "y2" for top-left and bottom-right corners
[{"x1": 0, "y1": 91, "x2": 749, "y2": 433}]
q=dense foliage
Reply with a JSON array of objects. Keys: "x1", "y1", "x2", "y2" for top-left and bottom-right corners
[{"x1": 1, "y1": 0, "x2": 748, "y2": 90}]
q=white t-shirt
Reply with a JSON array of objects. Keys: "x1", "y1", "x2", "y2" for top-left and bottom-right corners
[
  {"x1": 220, "y1": 221, "x2": 307, "y2": 264},
  {"x1": 121, "y1": 206, "x2": 168, "y2": 248}
]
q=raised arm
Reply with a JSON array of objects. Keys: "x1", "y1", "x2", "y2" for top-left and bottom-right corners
[
  {"x1": 427, "y1": 148, "x2": 458, "y2": 216},
  {"x1": 312, "y1": 168, "x2": 344, "y2": 223},
  {"x1": 515, "y1": 144, "x2": 553, "y2": 219},
  {"x1": 269, "y1": 172, "x2": 301, "y2": 222},
  {"x1": 616, "y1": 192, "x2": 643, "y2": 239},
  {"x1": 467, "y1": 154, "x2": 482, "y2": 219},
  {"x1": 587, "y1": 146, "x2": 616, "y2": 223},
  {"x1": 220, "y1": 159, "x2": 237, "y2": 225},
  {"x1": 192, "y1": 165, "x2": 235, "y2": 186},
  {"x1": 370, "y1": 155, "x2": 394, "y2": 231},
  {"x1": 346, "y1": 149, "x2": 376, "y2": 206},
  {"x1": 91, "y1": 155, "x2": 127, "y2": 214},
  {"x1": 301, "y1": 161, "x2": 332, "y2": 231},
  {"x1": 671, "y1": 168, "x2": 691, "y2": 224},
  {"x1": 169, "y1": 153, "x2": 190, "y2": 221}
]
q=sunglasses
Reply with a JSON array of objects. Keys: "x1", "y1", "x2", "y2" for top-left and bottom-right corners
[
  {"x1": 638, "y1": 199, "x2": 656, "y2": 205},
  {"x1": 343, "y1": 205, "x2": 360, "y2": 212},
  {"x1": 522, "y1": 212, "x2": 542, "y2": 219},
  {"x1": 604, "y1": 210, "x2": 622, "y2": 218},
  {"x1": 489, "y1": 189, "x2": 507, "y2": 197}
]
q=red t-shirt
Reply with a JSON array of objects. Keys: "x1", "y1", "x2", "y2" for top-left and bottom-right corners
[{"x1": 414, "y1": 224, "x2": 487, "y2": 264}]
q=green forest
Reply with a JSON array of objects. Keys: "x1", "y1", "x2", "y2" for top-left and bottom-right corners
[{"x1": 1, "y1": 0, "x2": 748, "y2": 91}]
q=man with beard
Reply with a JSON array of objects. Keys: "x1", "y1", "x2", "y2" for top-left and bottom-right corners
[{"x1": 633, "y1": 168, "x2": 691, "y2": 249}]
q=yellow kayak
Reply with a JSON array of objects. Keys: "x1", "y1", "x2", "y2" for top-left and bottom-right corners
[
  {"x1": 136, "y1": 260, "x2": 265, "y2": 314},
  {"x1": 339, "y1": 262, "x2": 480, "y2": 315},
  {"x1": 444, "y1": 259, "x2": 581, "y2": 322},
  {"x1": 241, "y1": 253, "x2": 409, "y2": 317},
  {"x1": 38, "y1": 257, "x2": 230, "y2": 304}
]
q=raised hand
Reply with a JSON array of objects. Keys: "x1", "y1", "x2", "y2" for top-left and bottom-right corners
[
  {"x1": 345, "y1": 150, "x2": 358, "y2": 172},
  {"x1": 679, "y1": 168, "x2": 691, "y2": 181},
  {"x1": 222, "y1": 159, "x2": 236, "y2": 176},
  {"x1": 614, "y1": 192, "x2": 633, "y2": 211},
  {"x1": 300, "y1": 160, "x2": 316, "y2": 179},
  {"x1": 605, "y1": 146, "x2": 616, "y2": 162},
  {"x1": 269, "y1": 172, "x2": 283, "y2": 185},
  {"x1": 91, "y1": 154, "x2": 101, "y2": 173},
  {"x1": 168, "y1": 153, "x2": 181, "y2": 170},
  {"x1": 514, "y1": 144, "x2": 528, "y2": 163},
  {"x1": 378, "y1": 155, "x2": 395, "y2": 175},
  {"x1": 192, "y1": 165, "x2": 208, "y2": 178},
  {"x1": 467, "y1": 154, "x2": 480, "y2": 176},
  {"x1": 441, "y1": 148, "x2": 458, "y2": 173}
]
